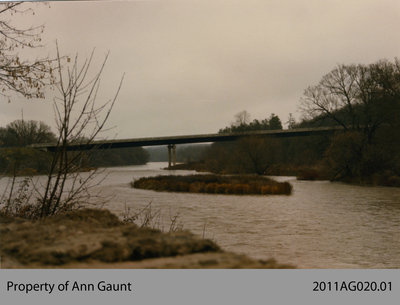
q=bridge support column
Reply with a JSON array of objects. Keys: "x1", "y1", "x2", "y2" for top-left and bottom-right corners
[{"x1": 167, "y1": 144, "x2": 176, "y2": 169}]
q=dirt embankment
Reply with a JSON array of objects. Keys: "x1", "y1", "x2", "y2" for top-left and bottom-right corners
[{"x1": 0, "y1": 209, "x2": 294, "y2": 269}]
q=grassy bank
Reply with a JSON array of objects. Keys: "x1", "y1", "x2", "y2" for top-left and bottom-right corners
[
  {"x1": 0, "y1": 208, "x2": 219, "y2": 266},
  {"x1": 0, "y1": 208, "x2": 294, "y2": 268},
  {"x1": 132, "y1": 174, "x2": 292, "y2": 195}
]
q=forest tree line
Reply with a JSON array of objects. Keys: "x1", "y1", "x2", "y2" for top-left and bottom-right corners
[
  {"x1": 188, "y1": 59, "x2": 400, "y2": 186},
  {"x1": 0, "y1": 120, "x2": 149, "y2": 175}
]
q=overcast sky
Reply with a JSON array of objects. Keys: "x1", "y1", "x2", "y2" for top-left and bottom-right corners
[{"x1": 1, "y1": 0, "x2": 400, "y2": 138}]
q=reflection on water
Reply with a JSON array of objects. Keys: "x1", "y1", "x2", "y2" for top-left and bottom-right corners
[{"x1": 2, "y1": 162, "x2": 400, "y2": 268}]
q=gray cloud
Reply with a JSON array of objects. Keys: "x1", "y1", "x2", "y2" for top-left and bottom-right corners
[{"x1": 2, "y1": 0, "x2": 400, "y2": 138}]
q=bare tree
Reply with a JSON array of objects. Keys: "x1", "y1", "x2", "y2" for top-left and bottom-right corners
[
  {"x1": 0, "y1": 4, "x2": 123, "y2": 219},
  {"x1": 233, "y1": 110, "x2": 251, "y2": 126},
  {"x1": 0, "y1": 43, "x2": 124, "y2": 219},
  {"x1": 0, "y1": 2, "x2": 55, "y2": 100},
  {"x1": 237, "y1": 137, "x2": 281, "y2": 175},
  {"x1": 300, "y1": 59, "x2": 400, "y2": 142},
  {"x1": 286, "y1": 113, "x2": 296, "y2": 129},
  {"x1": 33, "y1": 43, "x2": 124, "y2": 218},
  {"x1": 300, "y1": 64, "x2": 359, "y2": 129},
  {"x1": 300, "y1": 59, "x2": 400, "y2": 181}
]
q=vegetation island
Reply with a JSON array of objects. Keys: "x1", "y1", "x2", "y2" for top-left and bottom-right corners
[{"x1": 132, "y1": 174, "x2": 292, "y2": 195}]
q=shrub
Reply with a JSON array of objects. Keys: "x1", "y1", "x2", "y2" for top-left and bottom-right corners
[
  {"x1": 260, "y1": 185, "x2": 271, "y2": 195},
  {"x1": 215, "y1": 183, "x2": 229, "y2": 194},
  {"x1": 297, "y1": 168, "x2": 320, "y2": 180},
  {"x1": 205, "y1": 183, "x2": 217, "y2": 193},
  {"x1": 189, "y1": 182, "x2": 205, "y2": 193}
]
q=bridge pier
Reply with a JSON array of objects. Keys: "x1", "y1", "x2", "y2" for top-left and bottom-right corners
[{"x1": 167, "y1": 144, "x2": 176, "y2": 169}]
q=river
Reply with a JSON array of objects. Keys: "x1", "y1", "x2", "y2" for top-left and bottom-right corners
[
  {"x1": 2, "y1": 162, "x2": 399, "y2": 268},
  {"x1": 86, "y1": 162, "x2": 399, "y2": 268}
]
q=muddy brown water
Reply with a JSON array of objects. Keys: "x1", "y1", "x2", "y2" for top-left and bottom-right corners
[
  {"x1": 94, "y1": 162, "x2": 400, "y2": 268},
  {"x1": 2, "y1": 162, "x2": 399, "y2": 268}
]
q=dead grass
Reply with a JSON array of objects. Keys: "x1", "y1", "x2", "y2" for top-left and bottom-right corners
[
  {"x1": 0, "y1": 208, "x2": 219, "y2": 266},
  {"x1": 132, "y1": 174, "x2": 292, "y2": 195}
]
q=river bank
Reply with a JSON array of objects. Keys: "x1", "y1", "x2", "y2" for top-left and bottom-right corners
[
  {"x1": 167, "y1": 162, "x2": 400, "y2": 187},
  {"x1": 0, "y1": 208, "x2": 293, "y2": 269}
]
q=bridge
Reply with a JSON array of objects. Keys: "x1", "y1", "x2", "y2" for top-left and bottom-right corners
[{"x1": 32, "y1": 126, "x2": 344, "y2": 168}]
